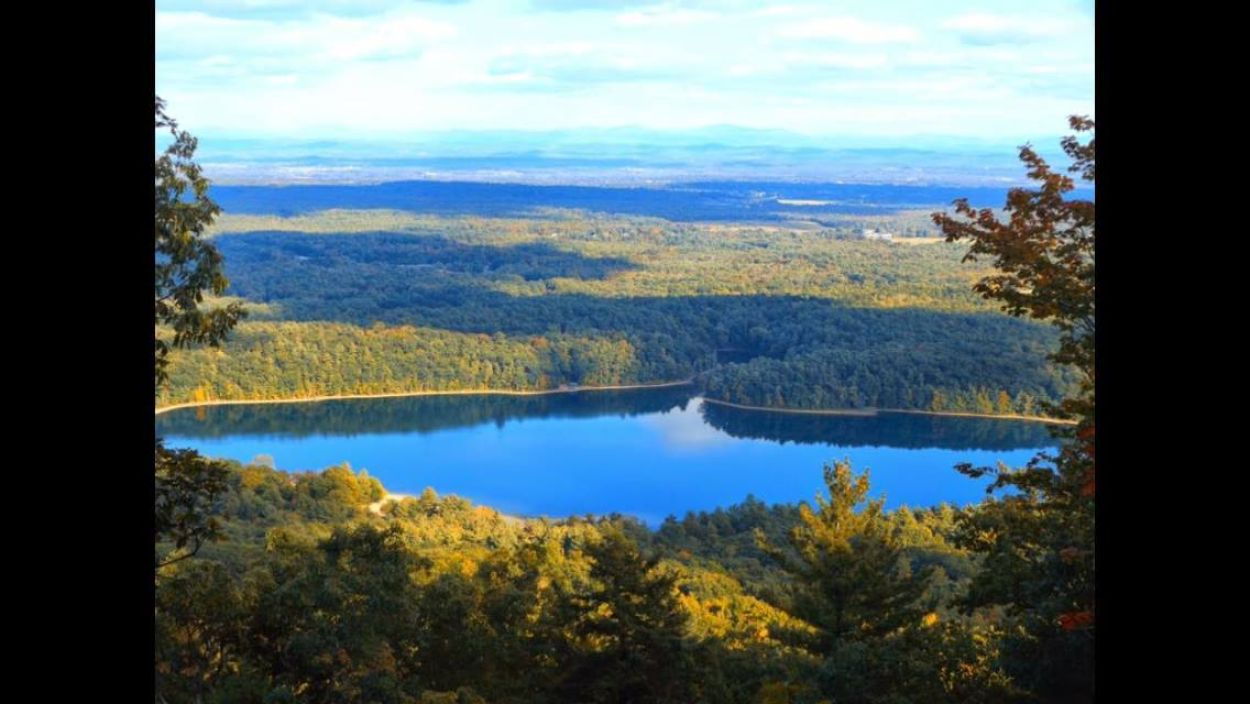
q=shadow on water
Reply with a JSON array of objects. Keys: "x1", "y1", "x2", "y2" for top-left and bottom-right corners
[
  {"x1": 157, "y1": 387, "x2": 695, "y2": 439},
  {"x1": 157, "y1": 387, "x2": 1056, "y2": 452},
  {"x1": 699, "y1": 399, "x2": 1055, "y2": 452}
]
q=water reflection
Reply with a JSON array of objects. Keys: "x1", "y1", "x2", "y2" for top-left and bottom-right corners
[
  {"x1": 157, "y1": 387, "x2": 1055, "y2": 451},
  {"x1": 156, "y1": 388, "x2": 1058, "y2": 524}
]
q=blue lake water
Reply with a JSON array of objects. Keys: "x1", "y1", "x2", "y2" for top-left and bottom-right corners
[{"x1": 155, "y1": 388, "x2": 1059, "y2": 526}]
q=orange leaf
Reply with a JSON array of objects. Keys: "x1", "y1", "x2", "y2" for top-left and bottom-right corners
[{"x1": 1058, "y1": 610, "x2": 1094, "y2": 630}]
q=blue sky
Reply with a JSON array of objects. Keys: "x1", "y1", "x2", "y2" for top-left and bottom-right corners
[{"x1": 156, "y1": 1, "x2": 1094, "y2": 142}]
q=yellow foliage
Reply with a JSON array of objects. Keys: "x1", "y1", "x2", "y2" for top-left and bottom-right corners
[
  {"x1": 923, "y1": 612, "x2": 940, "y2": 627},
  {"x1": 240, "y1": 467, "x2": 267, "y2": 490}
]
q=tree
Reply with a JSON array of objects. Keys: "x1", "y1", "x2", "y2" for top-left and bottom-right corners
[
  {"x1": 933, "y1": 118, "x2": 1095, "y2": 700},
  {"x1": 931, "y1": 116, "x2": 1094, "y2": 506},
  {"x1": 155, "y1": 560, "x2": 259, "y2": 700},
  {"x1": 755, "y1": 462, "x2": 1017, "y2": 703},
  {"x1": 559, "y1": 525, "x2": 694, "y2": 704},
  {"x1": 155, "y1": 95, "x2": 245, "y2": 388},
  {"x1": 154, "y1": 443, "x2": 230, "y2": 569},
  {"x1": 247, "y1": 524, "x2": 427, "y2": 702},
  {"x1": 933, "y1": 115, "x2": 1094, "y2": 432},
  {"x1": 760, "y1": 462, "x2": 930, "y2": 648},
  {"x1": 154, "y1": 96, "x2": 244, "y2": 570}
]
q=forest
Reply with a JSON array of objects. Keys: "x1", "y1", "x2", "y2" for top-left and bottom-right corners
[
  {"x1": 155, "y1": 104, "x2": 1095, "y2": 702},
  {"x1": 158, "y1": 208, "x2": 1077, "y2": 417},
  {"x1": 153, "y1": 213, "x2": 1092, "y2": 702},
  {"x1": 157, "y1": 457, "x2": 1061, "y2": 703}
]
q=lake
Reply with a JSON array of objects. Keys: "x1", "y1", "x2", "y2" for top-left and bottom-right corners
[{"x1": 155, "y1": 387, "x2": 1059, "y2": 526}]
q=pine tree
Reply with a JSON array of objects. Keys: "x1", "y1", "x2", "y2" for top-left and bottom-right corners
[
  {"x1": 559, "y1": 525, "x2": 694, "y2": 703},
  {"x1": 760, "y1": 461, "x2": 930, "y2": 651}
]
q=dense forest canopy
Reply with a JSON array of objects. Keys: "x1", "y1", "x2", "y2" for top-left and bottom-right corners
[
  {"x1": 156, "y1": 458, "x2": 1021, "y2": 703},
  {"x1": 159, "y1": 208, "x2": 1077, "y2": 417}
]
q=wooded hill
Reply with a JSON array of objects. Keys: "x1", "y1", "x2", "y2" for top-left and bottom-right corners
[{"x1": 159, "y1": 209, "x2": 1075, "y2": 416}]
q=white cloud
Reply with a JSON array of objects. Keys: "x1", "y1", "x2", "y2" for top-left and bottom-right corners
[
  {"x1": 776, "y1": 16, "x2": 918, "y2": 44},
  {"x1": 615, "y1": 8, "x2": 719, "y2": 27},
  {"x1": 156, "y1": 10, "x2": 456, "y2": 65},
  {"x1": 942, "y1": 13, "x2": 1083, "y2": 45},
  {"x1": 156, "y1": 1, "x2": 465, "y2": 18},
  {"x1": 641, "y1": 401, "x2": 734, "y2": 451},
  {"x1": 500, "y1": 41, "x2": 598, "y2": 57},
  {"x1": 752, "y1": 5, "x2": 799, "y2": 17},
  {"x1": 157, "y1": 1, "x2": 1093, "y2": 139},
  {"x1": 318, "y1": 14, "x2": 457, "y2": 60},
  {"x1": 485, "y1": 41, "x2": 684, "y2": 86},
  {"x1": 781, "y1": 50, "x2": 889, "y2": 70}
]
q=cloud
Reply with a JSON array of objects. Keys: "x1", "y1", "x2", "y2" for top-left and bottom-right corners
[
  {"x1": 486, "y1": 45, "x2": 681, "y2": 89},
  {"x1": 641, "y1": 401, "x2": 733, "y2": 451},
  {"x1": 156, "y1": 10, "x2": 456, "y2": 66},
  {"x1": 942, "y1": 13, "x2": 1084, "y2": 45},
  {"x1": 157, "y1": 0, "x2": 1093, "y2": 139},
  {"x1": 156, "y1": 1, "x2": 467, "y2": 20},
  {"x1": 776, "y1": 16, "x2": 918, "y2": 44},
  {"x1": 530, "y1": 0, "x2": 666, "y2": 11},
  {"x1": 752, "y1": 5, "x2": 798, "y2": 18},
  {"x1": 615, "y1": 8, "x2": 719, "y2": 27},
  {"x1": 321, "y1": 14, "x2": 458, "y2": 60},
  {"x1": 781, "y1": 50, "x2": 889, "y2": 71}
]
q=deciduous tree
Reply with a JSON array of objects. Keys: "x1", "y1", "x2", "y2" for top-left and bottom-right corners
[
  {"x1": 154, "y1": 96, "x2": 244, "y2": 571},
  {"x1": 934, "y1": 117, "x2": 1096, "y2": 701},
  {"x1": 155, "y1": 96, "x2": 245, "y2": 387},
  {"x1": 933, "y1": 115, "x2": 1094, "y2": 432}
]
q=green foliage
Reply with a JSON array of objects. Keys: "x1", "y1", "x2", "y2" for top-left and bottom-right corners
[
  {"x1": 952, "y1": 454, "x2": 1095, "y2": 699},
  {"x1": 559, "y1": 526, "x2": 695, "y2": 703},
  {"x1": 248, "y1": 523, "x2": 427, "y2": 703},
  {"x1": 761, "y1": 462, "x2": 931, "y2": 648},
  {"x1": 149, "y1": 116, "x2": 1093, "y2": 701},
  {"x1": 158, "y1": 308, "x2": 1072, "y2": 417},
  {"x1": 750, "y1": 462, "x2": 1022, "y2": 703},
  {"x1": 157, "y1": 207, "x2": 1074, "y2": 417},
  {"x1": 935, "y1": 118, "x2": 1096, "y2": 701},
  {"x1": 154, "y1": 96, "x2": 245, "y2": 388},
  {"x1": 811, "y1": 621, "x2": 1022, "y2": 704},
  {"x1": 154, "y1": 459, "x2": 1036, "y2": 703},
  {"x1": 154, "y1": 97, "x2": 246, "y2": 577},
  {"x1": 934, "y1": 116, "x2": 1094, "y2": 425},
  {"x1": 155, "y1": 439, "x2": 230, "y2": 569},
  {"x1": 155, "y1": 560, "x2": 257, "y2": 701}
]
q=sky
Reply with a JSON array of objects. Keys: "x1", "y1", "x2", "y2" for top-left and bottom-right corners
[{"x1": 155, "y1": 0, "x2": 1095, "y2": 143}]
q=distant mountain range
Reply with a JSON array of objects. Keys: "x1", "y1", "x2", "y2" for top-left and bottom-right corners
[{"x1": 160, "y1": 126, "x2": 1081, "y2": 188}]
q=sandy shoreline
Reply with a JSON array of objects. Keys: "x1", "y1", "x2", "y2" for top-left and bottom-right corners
[
  {"x1": 368, "y1": 492, "x2": 526, "y2": 524},
  {"x1": 157, "y1": 379, "x2": 1072, "y2": 425},
  {"x1": 368, "y1": 492, "x2": 414, "y2": 515}
]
